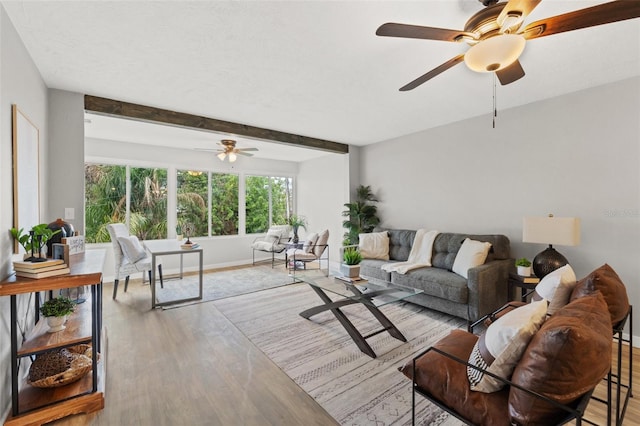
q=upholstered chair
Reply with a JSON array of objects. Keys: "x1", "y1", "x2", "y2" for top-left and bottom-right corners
[
  {"x1": 251, "y1": 225, "x2": 292, "y2": 267},
  {"x1": 286, "y1": 229, "x2": 329, "y2": 276},
  {"x1": 106, "y1": 223, "x2": 162, "y2": 300}
]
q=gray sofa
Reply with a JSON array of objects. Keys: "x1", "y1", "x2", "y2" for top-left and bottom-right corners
[{"x1": 360, "y1": 230, "x2": 512, "y2": 323}]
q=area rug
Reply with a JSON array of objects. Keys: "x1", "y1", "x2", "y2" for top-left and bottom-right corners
[
  {"x1": 213, "y1": 283, "x2": 466, "y2": 426},
  {"x1": 155, "y1": 265, "x2": 293, "y2": 309}
]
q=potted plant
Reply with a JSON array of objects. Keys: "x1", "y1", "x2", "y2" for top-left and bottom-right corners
[
  {"x1": 10, "y1": 224, "x2": 60, "y2": 260},
  {"x1": 40, "y1": 296, "x2": 76, "y2": 333},
  {"x1": 340, "y1": 247, "x2": 363, "y2": 278},
  {"x1": 288, "y1": 214, "x2": 307, "y2": 244},
  {"x1": 342, "y1": 185, "x2": 380, "y2": 245},
  {"x1": 515, "y1": 258, "x2": 532, "y2": 277}
]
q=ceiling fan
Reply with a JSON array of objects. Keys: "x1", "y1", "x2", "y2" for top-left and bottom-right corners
[
  {"x1": 199, "y1": 139, "x2": 258, "y2": 162},
  {"x1": 377, "y1": 0, "x2": 640, "y2": 91}
]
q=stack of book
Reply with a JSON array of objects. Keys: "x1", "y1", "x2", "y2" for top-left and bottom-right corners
[
  {"x1": 180, "y1": 242, "x2": 200, "y2": 250},
  {"x1": 13, "y1": 259, "x2": 70, "y2": 279},
  {"x1": 335, "y1": 276, "x2": 368, "y2": 284}
]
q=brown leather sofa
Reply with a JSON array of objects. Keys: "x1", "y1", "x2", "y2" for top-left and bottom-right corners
[{"x1": 399, "y1": 264, "x2": 631, "y2": 426}]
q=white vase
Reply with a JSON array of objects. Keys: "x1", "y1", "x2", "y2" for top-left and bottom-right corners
[
  {"x1": 46, "y1": 315, "x2": 66, "y2": 333},
  {"x1": 517, "y1": 266, "x2": 532, "y2": 277}
]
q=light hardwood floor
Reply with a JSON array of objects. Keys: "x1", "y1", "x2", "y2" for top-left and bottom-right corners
[
  {"x1": 48, "y1": 272, "x2": 639, "y2": 426},
  {"x1": 50, "y1": 275, "x2": 338, "y2": 426}
]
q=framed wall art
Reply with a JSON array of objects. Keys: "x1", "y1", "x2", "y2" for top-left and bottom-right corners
[{"x1": 12, "y1": 104, "x2": 40, "y2": 253}]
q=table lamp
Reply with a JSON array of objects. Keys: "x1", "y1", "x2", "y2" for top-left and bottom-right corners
[{"x1": 522, "y1": 215, "x2": 580, "y2": 278}]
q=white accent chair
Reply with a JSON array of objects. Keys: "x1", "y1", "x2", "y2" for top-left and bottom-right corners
[
  {"x1": 286, "y1": 229, "x2": 329, "y2": 276},
  {"x1": 251, "y1": 225, "x2": 292, "y2": 267},
  {"x1": 107, "y1": 223, "x2": 163, "y2": 300}
]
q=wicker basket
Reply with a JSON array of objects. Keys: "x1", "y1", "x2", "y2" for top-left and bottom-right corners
[{"x1": 28, "y1": 345, "x2": 97, "y2": 388}]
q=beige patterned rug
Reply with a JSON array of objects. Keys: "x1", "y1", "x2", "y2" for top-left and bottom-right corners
[{"x1": 213, "y1": 282, "x2": 466, "y2": 426}]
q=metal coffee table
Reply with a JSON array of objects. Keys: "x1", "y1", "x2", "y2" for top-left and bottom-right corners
[{"x1": 293, "y1": 272, "x2": 423, "y2": 358}]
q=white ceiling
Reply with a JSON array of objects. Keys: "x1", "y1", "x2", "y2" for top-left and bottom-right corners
[{"x1": 3, "y1": 0, "x2": 640, "y2": 161}]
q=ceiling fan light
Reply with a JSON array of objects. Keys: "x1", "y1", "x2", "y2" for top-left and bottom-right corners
[
  {"x1": 464, "y1": 34, "x2": 525, "y2": 73},
  {"x1": 228, "y1": 153, "x2": 237, "y2": 163},
  {"x1": 217, "y1": 152, "x2": 226, "y2": 161}
]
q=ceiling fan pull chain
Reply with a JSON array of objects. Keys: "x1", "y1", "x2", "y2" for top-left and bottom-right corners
[{"x1": 492, "y1": 73, "x2": 497, "y2": 128}]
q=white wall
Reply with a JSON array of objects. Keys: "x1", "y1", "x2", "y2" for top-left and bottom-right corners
[
  {"x1": 360, "y1": 76, "x2": 640, "y2": 338},
  {"x1": 0, "y1": 5, "x2": 49, "y2": 418},
  {"x1": 296, "y1": 152, "x2": 350, "y2": 272}
]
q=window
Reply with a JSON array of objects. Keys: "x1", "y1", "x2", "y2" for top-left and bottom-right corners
[
  {"x1": 211, "y1": 173, "x2": 239, "y2": 236},
  {"x1": 85, "y1": 163, "x2": 293, "y2": 241},
  {"x1": 84, "y1": 164, "x2": 126, "y2": 243},
  {"x1": 245, "y1": 175, "x2": 293, "y2": 234},
  {"x1": 177, "y1": 170, "x2": 209, "y2": 237},
  {"x1": 129, "y1": 167, "x2": 168, "y2": 240}
]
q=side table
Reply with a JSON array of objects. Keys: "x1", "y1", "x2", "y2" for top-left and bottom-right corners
[{"x1": 508, "y1": 273, "x2": 540, "y2": 302}]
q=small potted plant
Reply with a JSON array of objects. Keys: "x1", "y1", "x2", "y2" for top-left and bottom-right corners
[
  {"x1": 10, "y1": 224, "x2": 60, "y2": 261},
  {"x1": 341, "y1": 247, "x2": 363, "y2": 278},
  {"x1": 288, "y1": 215, "x2": 307, "y2": 244},
  {"x1": 40, "y1": 296, "x2": 76, "y2": 333},
  {"x1": 515, "y1": 258, "x2": 532, "y2": 277}
]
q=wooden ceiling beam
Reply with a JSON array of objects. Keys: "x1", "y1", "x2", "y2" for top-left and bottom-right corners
[{"x1": 84, "y1": 95, "x2": 348, "y2": 154}]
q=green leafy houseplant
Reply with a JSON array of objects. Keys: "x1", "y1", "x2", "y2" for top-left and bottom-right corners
[
  {"x1": 343, "y1": 247, "x2": 363, "y2": 265},
  {"x1": 40, "y1": 297, "x2": 76, "y2": 318},
  {"x1": 288, "y1": 214, "x2": 308, "y2": 243},
  {"x1": 342, "y1": 185, "x2": 380, "y2": 245},
  {"x1": 10, "y1": 224, "x2": 60, "y2": 255},
  {"x1": 515, "y1": 258, "x2": 531, "y2": 267}
]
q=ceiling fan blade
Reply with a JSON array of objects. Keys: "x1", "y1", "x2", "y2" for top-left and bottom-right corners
[
  {"x1": 497, "y1": 0, "x2": 542, "y2": 30},
  {"x1": 496, "y1": 60, "x2": 526, "y2": 85},
  {"x1": 236, "y1": 151, "x2": 254, "y2": 157},
  {"x1": 522, "y1": 1, "x2": 640, "y2": 40},
  {"x1": 376, "y1": 23, "x2": 475, "y2": 42},
  {"x1": 399, "y1": 54, "x2": 465, "y2": 91},
  {"x1": 238, "y1": 148, "x2": 258, "y2": 152}
]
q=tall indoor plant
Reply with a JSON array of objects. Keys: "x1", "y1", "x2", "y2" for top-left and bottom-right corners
[{"x1": 342, "y1": 185, "x2": 380, "y2": 245}]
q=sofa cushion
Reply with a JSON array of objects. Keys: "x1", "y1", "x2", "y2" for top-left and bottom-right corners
[
  {"x1": 360, "y1": 259, "x2": 392, "y2": 281},
  {"x1": 392, "y1": 267, "x2": 468, "y2": 304},
  {"x1": 400, "y1": 329, "x2": 510, "y2": 426},
  {"x1": 358, "y1": 231, "x2": 389, "y2": 260},
  {"x1": 468, "y1": 299, "x2": 548, "y2": 393},
  {"x1": 452, "y1": 238, "x2": 492, "y2": 279},
  {"x1": 531, "y1": 264, "x2": 577, "y2": 315},
  {"x1": 387, "y1": 229, "x2": 415, "y2": 261},
  {"x1": 570, "y1": 263, "x2": 629, "y2": 326},
  {"x1": 509, "y1": 292, "x2": 612, "y2": 425}
]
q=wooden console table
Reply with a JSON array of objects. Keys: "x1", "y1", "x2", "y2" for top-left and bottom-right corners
[{"x1": 0, "y1": 250, "x2": 106, "y2": 426}]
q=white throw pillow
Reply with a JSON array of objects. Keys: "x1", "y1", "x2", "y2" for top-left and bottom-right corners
[
  {"x1": 313, "y1": 229, "x2": 330, "y2": 257},
  {"x1": 117, "y1": 235, "x2": 147, "y2": 263},
  {"x1": 452, "y1": 238, "x2": 492, "y2": 279},
  {"x1": 532, "y1": 264, "x2": 577, "y2": 315},
  {"x1": 265, "y1": 229, "x2": 281, "y2": 244},
  {"x1": 303, "y1": 232, "x2": 319, "y2": 253},
  {"x1": 358, "y1": 231, "x2": 389, "y2": 260},
  {"x1": 467, "y1": 299, "x2": 548, "y2": 393}
]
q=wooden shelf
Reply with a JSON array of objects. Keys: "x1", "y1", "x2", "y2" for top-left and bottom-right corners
[
  {"x1": 4, "y1": 329, "x2": 106, "y2": 426},
  {"x1": 1, "y1": 249, "x2": 106, "y2": 426},
  {"x1": 19, "y1": 298, "x2": 93, "y2": 356}
]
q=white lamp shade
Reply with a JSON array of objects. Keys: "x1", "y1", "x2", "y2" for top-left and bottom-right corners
[
  {"x1": 217, "y1": 152, "x2": 226, "y2": 161},
  {"x1": 228, "y1": 152, "x2": 237, "y2": 163},
  {"x1": 522, "y1": 216, "x2": 581, "y2": 246},
  {"x1": 464, "y1": 34, "x2": 526, "y2": 72}
]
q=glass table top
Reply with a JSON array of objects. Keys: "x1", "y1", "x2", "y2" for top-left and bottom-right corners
[{"x1": 292, "y1": 271, "x2": 423, "y2": 307}]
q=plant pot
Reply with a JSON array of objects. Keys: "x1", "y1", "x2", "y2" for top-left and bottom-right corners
[
  {"x1": 517, "y1": 266, "x2": 532, "y2": 277},
  {"x1": 340, "y1": 264, "x2": 360, "y2": 278},
  {"x1": 46, "y1": 316, "x2": 66, "y2": 333}
]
